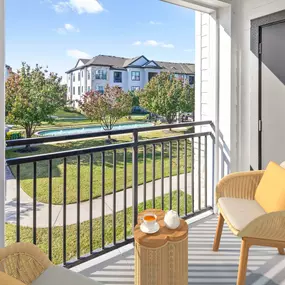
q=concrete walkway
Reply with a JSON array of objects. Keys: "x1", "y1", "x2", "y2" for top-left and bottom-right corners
[{"x1": 5, "y1": 166, "x2": 205, "y2": 228}]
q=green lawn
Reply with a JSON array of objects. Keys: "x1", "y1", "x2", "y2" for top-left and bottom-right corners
[
  {"x1": 6, "y1": 130, "x2": 192, "y2": 205},
  {"x1": 5, "y1": 191, "x2": 192, "y2": 265},
  {"x1": 54, "y1": 109, "x2": 86, "y2": 119}
]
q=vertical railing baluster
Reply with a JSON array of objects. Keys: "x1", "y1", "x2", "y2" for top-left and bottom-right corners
[
  {"x1": 33, "y1": 162, "x2": 37, "y2": 244},
  {"x1": 113, "y1": 150, "x2": 117, "y2": 245},
  {"x1": 177, "y1": 140, "x2": 180, "y2": 215},
  {"x1": 152, "y1": 144, "x2": 156, "y2": 208},
  {"x1": 191, "y1": 138, "x2": 195, "y2": 213},
  {"x1": 198, "y1": 137, "x2": 201, "y2": 211},
  {"x1": 161, "y1": 143, "x2": 164, "y2": 210},
  {"x1": 204, "y1": 136, "x2": 208, "y2": 208},
  {"x1": 212, "y1": 136, "x2": 215, "y2": 209},
  {"x1": 221, "y1": 151, "x2": 225, "y2": 179},
  {"x1": 89, "y1": 153, "x2": 93, "y2": 253},
  {"x1": 143, "y1": 145, "x2": 147, "y2": 210},
  {"x1": 102, "y1": 152, "x2": 105, "y2": 249},
  {"x1": 77, "y1": 156, "x2": 80, "y2": 259},
  {"x1": 169, "y1": 142, "x2": 173, "y2": 210},
  {"x1": 48, "y1": 159, "x2": 52, "y2": 261},
  {"x1": 132, "y1": 131, "x2": 139, "y2": 227},
  {"x1": 63, "y1": 157, "x2": 67, "y2": 265},
  {"x1": 123, "y1": 148, "x2": 127, "y2": 240},
  {"x1": 16, "y1": 164, "x2": 20, "y2": 242},
  {"x1": 184, "y1": 139, "x2": 187, "y2": 216}
]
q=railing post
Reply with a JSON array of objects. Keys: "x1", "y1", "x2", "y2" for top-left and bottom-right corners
[{"x1": 132, "y1": 130, "x2": 139, "y2": 228}]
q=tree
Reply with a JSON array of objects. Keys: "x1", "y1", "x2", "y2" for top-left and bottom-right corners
[
  {"x1": 79, "y1": 85, "x2": 132, "y2": 138},
  {"x1": 180, "y1": 82, "x2": 195, "y2": 115},
  {"x1": 139, "y1": 72, "x2": 191, "y2": 124},
  {"x1": 5, "y1": 63, "x2": 66, "y2": 143}
]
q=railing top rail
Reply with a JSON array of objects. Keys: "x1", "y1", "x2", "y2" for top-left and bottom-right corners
[
  {"x1": 6, "y1": 120, "x2": 213, "y2": 147},
  {"x1": 6, "y1": 131, "x2": 213, "y2": 165}
]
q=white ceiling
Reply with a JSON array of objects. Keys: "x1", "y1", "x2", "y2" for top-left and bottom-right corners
[{"x1": 161, "y1": 0, "x2": 231, "y2": 13}]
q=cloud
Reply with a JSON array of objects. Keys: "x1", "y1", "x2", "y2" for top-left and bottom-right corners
[
  {"x1": 161, "y1": 43, "x2": 175, "y2": 48},
  {"x1": 132, "y1": 41, "x2": 142, "y2": 46},
  {"x1": 149, "y1": 21, "x2": 162, "y2": 25},
  {"x1": 133, "y1": 40, "x2": 175, "y2": 49},
  {"x1": 184, "y1": 48, "x2": 195, "y2": 52},
  {"x1": 53, "y1": 0, "x2": 104, "y2": 14},
  {"x1": 67, "y1": 49, "x2": 91, "y2": 59},
  {"x1": 56, "y1": 23, "x2": 80, "y2": 34}
]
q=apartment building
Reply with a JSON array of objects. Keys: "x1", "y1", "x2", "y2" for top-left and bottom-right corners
[
  {"x1": 66, "y1": 55, "x2": 195, "y2": 106},
  {"x1": 4, "y1": 64, "x2": 13, "y2": 81}
]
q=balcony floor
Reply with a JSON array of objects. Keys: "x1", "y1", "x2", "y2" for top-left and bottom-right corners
[{"x1": 72, "y1": 213, "x2": 285, "y2": 285}]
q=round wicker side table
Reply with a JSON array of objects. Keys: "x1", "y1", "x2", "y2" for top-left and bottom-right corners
[{"x1": 134, "y1": 209, "x2": 188, "y2": 285}]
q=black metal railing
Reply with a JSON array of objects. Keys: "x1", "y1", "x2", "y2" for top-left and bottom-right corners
[{"x1": 6, "y1": 121, "x2": 221, "y2": 267}]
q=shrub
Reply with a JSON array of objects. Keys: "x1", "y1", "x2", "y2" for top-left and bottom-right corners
[{"x1": 6, "y1": 131, "x2": 23, "y2": 140}]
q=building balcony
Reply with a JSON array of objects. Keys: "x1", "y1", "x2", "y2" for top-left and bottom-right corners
[{"x1": 4, "y1": 122, "x2": 285, "y2": 284}]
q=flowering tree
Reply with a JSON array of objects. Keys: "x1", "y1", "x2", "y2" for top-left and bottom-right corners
[
  {"x1": 5, "y1": 63, "x2": 66, "y2": 142},
  {"x1": 138, "y1": 72, "x2": 192, "y2": 124},
  {"x1": 80, "y1": 85, "x2": 132, "y2": 135}
]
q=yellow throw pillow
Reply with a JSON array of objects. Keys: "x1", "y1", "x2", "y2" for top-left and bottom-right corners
[{"x1": 255, "y1": 161, "x2": 285, "y2": 213}]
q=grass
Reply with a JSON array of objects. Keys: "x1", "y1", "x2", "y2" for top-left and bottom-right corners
[
  {"x1": 6, "y1": 130, "x2": 192, "y2": 205},
  {"x1": 54, "y1": 109, "x2": 86, "y2": 119},
  {"x1": 5, "y1": 191, "x2": 192, "y2": 265}
]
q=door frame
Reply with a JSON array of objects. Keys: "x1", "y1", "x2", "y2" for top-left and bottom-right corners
[{"x1": 251, "y1": 10, "x2": 285, "y2": 170}]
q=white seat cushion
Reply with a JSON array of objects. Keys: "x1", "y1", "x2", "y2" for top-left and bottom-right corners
[
  {"x1": 32, "y1": 266, "x2": 102, "y2": 285},
  {"x1": 218, "y1": 198, "x2": 266, "y2": 231},
  {"x1": 280, "y1": 161, "x2": 285, "y2": 169}
]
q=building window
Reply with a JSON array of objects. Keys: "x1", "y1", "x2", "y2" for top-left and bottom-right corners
[
  {"x1": 78, "y1": 86, "x2": 80, "y2": 95},
  {"x1": 95, "y1": 70, "x2": 107, "y2": 80},
  {"x1": 82, "y1": 86, "x2": 84, "y2": 93},
  {"x1": 189, "y1": 76, "x2": 194, "y2": 85},
  {"x1": 131, "y1": 71, "x2": 140, "y2": 81},
  {"x1": 73, "y1": 74, "x2": 75, "y2": 82},
  {"x1": 78, "y1": 72, "x2": 81, "y2": 81},
  {"x1": 131, "y1": 86, "x2": 140, "y2": 91},
  {"x1": 88, "y1": 70, "x2": 91, "y2": 80},
  {"x1": 148, "y1": 72, "x2": 157, "y2": 82},
  {"x1": 68, "y1": 87, "x2": 70, "y2": 93},
  {"x1": 73, "y1": 87, "x2": 75, "y2": 95},
  {"x1": 88, "y1": 86, "x2": 91, "y2": 92},
  {"x1": 114, "y1": 71, "x2": 122, "y2": 83},
  {"x1": 82, "y1": 70, "x2": 84, "y2": 77},
  {"x1": 68, "y1": 75, "x2": 71, "y2": 80},
  {"x1": 96, "y1": 85, "x2": 104, "y2": 94}
]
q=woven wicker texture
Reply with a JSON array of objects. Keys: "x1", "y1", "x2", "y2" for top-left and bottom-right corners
[
  {"x1": 216, "y1": 170, "x2": 265, "y2": 203},
  {"x1": 0, "y1": 243, "x2": 52, "y2": 285},
  {"x1": 217, "y1": 171, "x2": 285, "y2": 242}
]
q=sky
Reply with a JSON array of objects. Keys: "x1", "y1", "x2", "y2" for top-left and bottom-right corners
[{"x1": 6, "y1": 0, "x2": 195, "y2": 83}]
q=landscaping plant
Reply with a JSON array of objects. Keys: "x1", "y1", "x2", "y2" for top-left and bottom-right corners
[
  {"x1": 5, "y1": 63, "x2": 66, "y2": 147},
  {"x1": 79, "y1": 85, "x2": 132, "y2": 138},
  {"x1": 138, "y1": 72, "x2": 194, "y2": 124}
]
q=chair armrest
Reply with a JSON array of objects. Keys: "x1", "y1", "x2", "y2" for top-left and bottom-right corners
[
  {"x1": 0, "y1": 271, "x2": 26, "y2": 285},
  {"x1": 216, "y1": 170, "x2": 265, "y2": 203},
  {"x1": 239, "y1": 211, "x2": 285, "y2": 241},
  {"x1": 0, "y1": 243, "x2": 52, "y2": 284}
]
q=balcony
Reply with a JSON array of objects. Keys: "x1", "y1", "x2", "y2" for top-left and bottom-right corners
[{"x1": 4, "y1": 122, "x2": 285, "y2": 284}]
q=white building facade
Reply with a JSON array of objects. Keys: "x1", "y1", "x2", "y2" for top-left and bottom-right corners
[{"x1": 66, "y1": 55, "x2": 195, "y2": 107}]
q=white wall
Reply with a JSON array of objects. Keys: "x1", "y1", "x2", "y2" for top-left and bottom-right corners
[
  {"x1": 127, "y1": 68, "x2": 145, "y2": 90},
  {"x1": 108, "y1": 70, "x2": 128, "y2": 91},
  {"x1": 230, "y1": 0, "x2": 285, "y2": 171},
  {"x1": 0, "y1": 0, "x2": 5, "y2": 247}
]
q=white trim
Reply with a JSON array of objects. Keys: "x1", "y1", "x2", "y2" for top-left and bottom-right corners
[
  {"x1": 0, "y1": 0, "x2": 5, "y2": 247},
  {"x1": 161, "y1": 0, "x2": 215, "y2": 13}
]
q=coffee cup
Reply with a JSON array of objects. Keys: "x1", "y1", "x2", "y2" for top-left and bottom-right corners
[{"x1": 142, "y1": 213, "x2": 157, "y2": 229}]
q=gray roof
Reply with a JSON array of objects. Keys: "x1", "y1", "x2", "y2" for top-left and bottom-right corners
[
  {"x1": 66, "y1": 55, "x2": 194, "y2": 74},
  {"x1": 80, "y1": 58, "x2": 90, "y2": 64}
]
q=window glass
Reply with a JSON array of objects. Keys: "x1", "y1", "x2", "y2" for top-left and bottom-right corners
[
  {"x1": 131, "y1": 71, "x2": 140, "y2": 81},
  {"x1": 73, "y1": 87, "x2": 75, "y2": 95},
  {"x1": 78, "y1": 72, "x2": 80, "y2": 81},
  {"x1": 95, "y1": 70, "x2": 107, "y2": 80},
  {"x1": 189, "y1": 76, "x2": 195, "y2": 85},
  {"x1": 96, "y1": 85, "x2": 104, "y2": 94},
  {"x1": 114, "y1": 71, "x2": 122, "y2": 83},
  {"x1": 88, "y1": 71, "x2": 91, "y2": 80},
  {"x1": 78, "y1": 86, "x2": 80, "y2": 95},
  {"x1": 131, "y1": 86, "x2": 140, "y2": 91}
]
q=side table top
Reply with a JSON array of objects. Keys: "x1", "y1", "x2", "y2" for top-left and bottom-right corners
[{"x1": 134, "y1": 209, "x2": 188, "y2": 248}]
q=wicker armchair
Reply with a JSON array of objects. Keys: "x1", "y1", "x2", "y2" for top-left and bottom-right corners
[
  {"x1": 213, "y1": 168, "x2": 285, "y2": 285},
  {"x1": 0, "y1": 243, "x2": 52, "y2": 284},
  {"x1": 0, "y1": 242, "x2": 102, "y2": 285}
]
